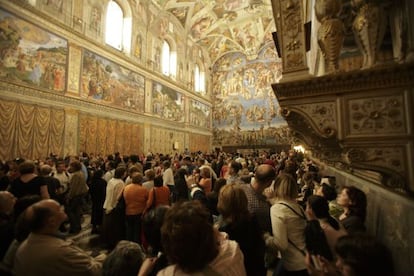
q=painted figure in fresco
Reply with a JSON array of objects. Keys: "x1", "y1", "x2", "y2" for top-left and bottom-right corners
[
  {"x1": 89, "y1": 7, "x2": 101, "y2": 34},
  {"x1": 29, "y1": 62, "x2": 42, "y2": 85},
  {"x1": 134, "y1": 35, "x2": 142, "y2": 59}
]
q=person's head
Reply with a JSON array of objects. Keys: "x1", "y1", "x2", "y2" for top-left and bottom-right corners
[
  {"x1": 254, "y1": 164, "x2": 276, "y2": 189},
  {"x1": 18, "y1": 160, "x2": 36, "y2": 175},
  {"x1": 28, "y1": 199, "x2": 67, "y2": 234},
  {"x1": 200, "y1": 167, "x2": 210, "y2": 178},
  {"x1": 131, "y1": 172, "x2": 143, "y2": 185},
  {"x1": 175, "y1": 168, "x2": 187, "y2": 179},
  {"x1": 337, "y1": 186, "x2": 367, "y2": 220},
  {"x1": 102, "y1": 240, "x2": 145, "y2": 276},
  {"x1": 162, "y1": 160, "x2": 171, "y2": 169},
  {"x1": 130, "y1": 154, "x2": 139, "y2": 163},
  {"x1": 145, "y1": 169, "x2": 155, "y2": 180},
  {"x1": 154, "y1": 175, "x2": 163, "y2": 187},
  {"x1": 128, "y1": 165, "x2": 140, "y2": 176},
  {"x1": 161, "y1": 201, "x2": 218, "y2": 273},
  {"x1": 14, "y1": 194, "x2": 42, "y2": 219},
  {"x1": 142, "y1": 205, "x2": 170, "y2": 254},
  {"x1": 217, "y1": 183, "x2": 249, "y2": 223},
  {"x1": 114, "y1": 166, "x2": 127, "y2": 179},
  {"x1": 315, "y1": 183, "x2": 337, "y2": 201},
  {"x1": 56, "y1": 160, "x2": 66, "y2": 173},
  {"x1": 335, "y1": 234, "x2": 394, "y2": 276},
  {"x1": 306, "y1": 195, "x2": 340, "y2": 230},
  {"x1": 0, "y1": 191, "x2": 16, "y2": 215},
  {"x1": 92, "y1": 169, "x2": 104, "y2": 180},
  {"x1": 69, "y1": 160, "x2": 82, "y2": 173},
  {"x1": 229, "y1": 161, "x2": 242, "y2": 175},
  {"x1": 39, "y1": 164, "x2": 53, "y2": 176},
  {"x1": 273, "y1": 173, "x2": 298, "y2": 200}
]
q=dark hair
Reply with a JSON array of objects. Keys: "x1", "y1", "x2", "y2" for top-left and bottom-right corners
[
  {"x1": 343, "y1": 186, "x2": 367, "y2": 221},
  {"x1": 320, "y1": 183, "x2": 337, "y2": 201},
  {"x1": 114, "y1": 166, "x2": 126, "y2": 179},
  {"x1": 130, "y1": 154, "x2": 139, "y2": 163},
  {"x1": 70, "y1": 160, "x2": 82, "y2": 172},
  {"x1": 335, "y1": 234, "x2": 394, "y2": 276},
  {"x1": 154, "y1": 175, "x2": 163, "y2": 187},
  {"x1": 142, "y1": 206, "x2": 170, "y2": 255},
  {"x1": 307, "y1": 195, "x2": 339, "y2": 230},
  {"x1": 18, "y1": 161, "x2": 36, "y2": 174},
  {"x1": 161, "y1": 201, "x2": 218, "y2": 273},
  {"x1": 131, "y1": 172, "x2": 143, "y2": 184},
  {"x1": 103, "y1": 240, "x2": 145, "y2": 276},
  {"x1": 230, "y1": 161, "x2": 242, "y2": 173},
  {"x1": 92, "y1": 169, "x2": 104, "y2": 180},
  {"x1": 14, "y1": 195, "x2": 42, "y2": 219}
]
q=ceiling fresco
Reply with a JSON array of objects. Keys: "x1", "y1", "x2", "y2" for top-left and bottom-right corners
[{"x1": 150, "y1": 0, "x2": 275, "y2": 63}]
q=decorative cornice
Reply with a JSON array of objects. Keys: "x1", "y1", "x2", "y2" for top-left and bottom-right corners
[{"x1": 273, "y1": 63, "x2": 414, "y2": 100}]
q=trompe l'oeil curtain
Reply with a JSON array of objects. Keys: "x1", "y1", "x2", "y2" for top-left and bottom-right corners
[
  {"x1": 0, "y1": 99, "x2": 65, "y2": 161},
  {"x1": 78, "y1": 114, "x2": 143, "y2": 157}
]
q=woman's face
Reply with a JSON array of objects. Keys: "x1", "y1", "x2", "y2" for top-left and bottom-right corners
[{"x1": 337, "y1": 188, "x2": 351, "y2": 207}]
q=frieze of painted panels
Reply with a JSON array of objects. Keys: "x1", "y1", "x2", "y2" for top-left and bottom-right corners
[
  {"x1": 0, "y1": 8, "x2": 68, "y2": 93},
  {"x1": 152, "y1": 82, "x2": 185, "y2": 123}
]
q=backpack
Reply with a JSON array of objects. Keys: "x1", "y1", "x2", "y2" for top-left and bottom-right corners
[{"x1": 278, "y1": 202, "x2": 333, "y2": 261}]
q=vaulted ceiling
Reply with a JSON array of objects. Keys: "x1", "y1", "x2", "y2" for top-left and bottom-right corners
[{"x1": 151, "y1": 0, "x2": 275, "y2": 63}]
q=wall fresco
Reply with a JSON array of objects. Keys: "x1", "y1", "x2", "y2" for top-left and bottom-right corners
[
  {"x1": 152, "y1": 82, "x2": 184, "y2": 122},
  {"x1": 189, "y1": 99, "x2": 211, "y2": 128},
  {"x1": 81, "y1": 50, "x2": 145, "y2": 113},
  {"x1": 212, "y1": 44, "x2": 291, "y2": 146},
  {"x1": 0, "y1": 9, "x2": 68, "y2": 92}
]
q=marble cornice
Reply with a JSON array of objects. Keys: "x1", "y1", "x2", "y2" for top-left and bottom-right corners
[{"x1": 273, "y1": 63, "x2": 414, "y2": 100}]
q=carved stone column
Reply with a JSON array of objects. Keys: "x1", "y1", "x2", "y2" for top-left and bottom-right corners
[
  {"x1": 314, "y1": 0, "x2": 344, "y2": 73},
  {"x1": 271, "y1": 0, "x2": 310, "y2": 81},
  {"x1": 351, "y1": 0, "x2": 387, "y2": 68}
]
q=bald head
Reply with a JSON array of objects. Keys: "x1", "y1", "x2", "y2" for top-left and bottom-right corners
[
  {"x1": 0, "y1": 191, "x2": 16, "y2": 215},
  {"x1": 28, "y1": 199, "x2": 67, "y2": 234},
  {"x1": 254, "y1": 164, "x2": 276, "y2": 187}
]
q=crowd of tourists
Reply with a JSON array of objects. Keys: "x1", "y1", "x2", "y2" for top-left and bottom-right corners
[{"x1": 0, "y1": 149, "x2": 394, "y2": 276}]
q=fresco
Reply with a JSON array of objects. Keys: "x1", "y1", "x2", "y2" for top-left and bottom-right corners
[
  {"x1": 81, "y1": 50, "x2": 145, "y2": 113},
  {"x1": 0, "y1": 9, "x2": 68, "y2": 92},
  {"x1": 152, "y1": 82, "x2": 184, "y2": 122},
  {"x1": 212, "y1": 44, "x2": 291, "y2": 146},
  {"x1": 189, "y1": 99, "x2": 211, "y2": 128}
]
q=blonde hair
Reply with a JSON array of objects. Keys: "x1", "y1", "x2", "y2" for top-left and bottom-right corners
[
  {"x1": 217, "y1": 183, "x2": 249, "y2": 222},
  {"x1": 274, "y1": 173, "x2": 298, "y2": 200}
]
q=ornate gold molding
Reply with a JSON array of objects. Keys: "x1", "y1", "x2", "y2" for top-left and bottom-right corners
[{"x1": 272, "y1": 63, "x2": 414, "y2": 195}]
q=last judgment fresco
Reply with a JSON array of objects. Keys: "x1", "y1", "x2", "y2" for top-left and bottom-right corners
[{"x1": 212, "y1": 44, "x2": 291, "y2": 147}]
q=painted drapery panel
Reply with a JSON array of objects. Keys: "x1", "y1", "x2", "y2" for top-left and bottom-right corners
[
  {"x1": 78, "y1": 114, "x2": 144, "y2": 156},
  {"x1": 152, "y1": 82, "x2": 185, "y2": 122},
  {"x1": 0, "y1": 99, "x2": 65, "y2": 160},
  {"x1": 0, "y1": 9, "x2": 68, "y2": 92},
  {"x1": 81, "y1": 50, "x2": 145, "y2": 112},
  {"x1": 212, "y1": 45, "x2": 291, "y2": 147},
  {"x1": 188, "y1": 133, "x2": 210, "y2": 153},
  {"x1": 189, "y1": 99, "x2": 211, "y2": 128}
]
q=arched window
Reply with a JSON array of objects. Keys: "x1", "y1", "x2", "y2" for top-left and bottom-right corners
[
  {"x1": 105, "y1": 1, "x2": 131, "y2": 53},
  {"x1": 194, "y1": 64, "x2": 205, "y2": 94},
  {"x1": 161, "y1": 39, "x2": 177, "y2": 78}
]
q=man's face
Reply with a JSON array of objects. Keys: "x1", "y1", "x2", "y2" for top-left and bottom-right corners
[{"x1": 56, "y1": 164, "x2": 66, "y2": 173}]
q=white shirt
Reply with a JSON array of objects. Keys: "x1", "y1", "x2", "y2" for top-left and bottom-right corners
[
  {"x1": 103, "y1": 169, "x2": 115, "y2": 183},
  {"x1": 103, "y1": 178, "x2": 124, "y2": 214},
  {"x1": 270, "y1": 200, "x2": 307, "y2": 271},
  {"x1": 163, "y1": 168, "x2": 174, "y2": 186}
]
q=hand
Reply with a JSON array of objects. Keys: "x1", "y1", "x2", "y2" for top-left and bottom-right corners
[
  {"x1": 305, "y1": 253, "x2": 338, "y2": 276},
  {"x1": 137, "y1": 257, "x2": 158, "y2": 276}
]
